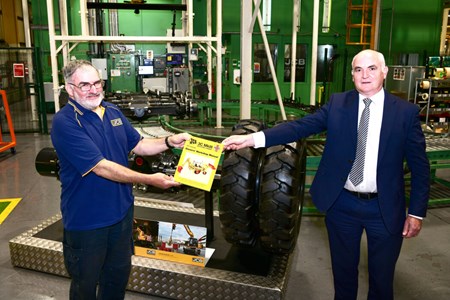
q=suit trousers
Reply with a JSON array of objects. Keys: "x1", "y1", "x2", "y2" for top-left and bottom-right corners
[
  {"x1": 325, "y1": 189, "x2": 403, "y2": 300},
  {"x1": 63, "y1": 205, "x2": 134, "y2": 300}
]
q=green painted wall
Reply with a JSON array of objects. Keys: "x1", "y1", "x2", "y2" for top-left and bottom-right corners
[
  {"x1": 31, "y1": 0, "x2": 445, "y2": 104},
  {"x1": 216, "y1": 0, "x2": 443, "y2": 104},
  {"x1": 379, "y1": 0, "x2": 442, "y2": 63}
]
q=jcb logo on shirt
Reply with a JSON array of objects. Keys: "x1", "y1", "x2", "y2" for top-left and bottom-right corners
[{"x1": 111, "y1": 118, "x2": 123, "y2": 127}]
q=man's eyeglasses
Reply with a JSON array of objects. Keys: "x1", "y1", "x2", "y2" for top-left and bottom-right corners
[{"x1": 68, "y1": 80, "x2": 104, "y2": 92}]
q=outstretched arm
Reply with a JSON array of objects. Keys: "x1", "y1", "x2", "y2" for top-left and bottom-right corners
[
  {"x1": 133, "y1": 132, "x2": 192, "y2": 156},
  {"x1": 92, "y1": 159, "x2": 181, "y2": 189},
  {"x1": 222, "y1": 134, "x2": 255, "y2": 150},
  {"x1": 90, "y1": 132, "x2": 192, "y2": 189}
]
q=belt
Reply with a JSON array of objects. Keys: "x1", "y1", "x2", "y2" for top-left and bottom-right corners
[{"x1": 344, "y1": 188, "x2": 378, "y2": 200}]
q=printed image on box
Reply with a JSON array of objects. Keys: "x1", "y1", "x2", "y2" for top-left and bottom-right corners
[{"x1": 133, "y1": 218, "x2": 213, "y2": 267}]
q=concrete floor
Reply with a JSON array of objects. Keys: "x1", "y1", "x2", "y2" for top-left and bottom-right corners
[{"x1": 1, "y1": 133, "x2": 449, "y2": 300}]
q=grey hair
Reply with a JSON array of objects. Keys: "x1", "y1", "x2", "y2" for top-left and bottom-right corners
[
  {"x1": 62, "y1": 60, "x2": 98, "y2": 82},
  {"x1": 351, "y1": 50, "x2": 386, "y2": 73}
]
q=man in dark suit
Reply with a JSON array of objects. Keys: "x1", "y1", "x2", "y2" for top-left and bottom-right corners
[{"x1": 222, "y1": 49, "x2": 430, "y2": 300}]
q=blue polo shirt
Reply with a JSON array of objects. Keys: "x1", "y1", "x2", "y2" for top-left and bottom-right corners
[{"x1": 51, "y1": 99, "x2": 141, "y2": 231}]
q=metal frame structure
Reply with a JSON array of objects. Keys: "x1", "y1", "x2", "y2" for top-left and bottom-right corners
[
  {"x1": 0, "y1": 90, "x2": 17, "y2": 154},
  {"x1": 45, "y1": 0, "x2": 224, "y2": 126},
  {"x1": 44, "y1": 1, "x2": 344, "y2": 127}
]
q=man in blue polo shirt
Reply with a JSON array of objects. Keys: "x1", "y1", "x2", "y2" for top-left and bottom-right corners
[{"x1": 51, "y1": 60, "x2": 191, "y2": 300}]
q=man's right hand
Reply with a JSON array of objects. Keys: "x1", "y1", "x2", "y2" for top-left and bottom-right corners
[
  {"x1": 222, "y1": 134, "x2": 255, "y2": 150},
  {"x1": 148, "y1": 173, "x2": 181, "y2": 189}
]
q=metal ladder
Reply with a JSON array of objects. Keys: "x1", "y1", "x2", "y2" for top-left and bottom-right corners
[{"x1": 346, "y1": 0, "x2": 377, "y2": 48}]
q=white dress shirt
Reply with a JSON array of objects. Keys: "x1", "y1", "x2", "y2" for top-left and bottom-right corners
[
  {"x1": 252, "y1": 88, "x2": 385, "y2": 193},
  {"x1": 344, "y1": 89, "x2": 384, "y2": 193}
]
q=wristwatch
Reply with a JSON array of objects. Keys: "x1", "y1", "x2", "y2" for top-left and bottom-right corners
[{"x1": 165, "y1": 136, "x2": 174, "y2": 149}]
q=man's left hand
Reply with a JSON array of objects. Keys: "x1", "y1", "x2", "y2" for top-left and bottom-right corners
[
  {"x1": 402, "y1": 215, "x2": 422, "y2": 238},
  {"x1": 167, "y1": 132, "x2": 191, "y2": 148}
]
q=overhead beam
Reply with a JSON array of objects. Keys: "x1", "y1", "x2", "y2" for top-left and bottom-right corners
[{"x1": 86, "y1": 3, "x2": 187, "y2": 11}]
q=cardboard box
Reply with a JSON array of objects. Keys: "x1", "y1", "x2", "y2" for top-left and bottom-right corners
[{"x1": 133, "y1": 218, "x2": 213, "y2": 267}]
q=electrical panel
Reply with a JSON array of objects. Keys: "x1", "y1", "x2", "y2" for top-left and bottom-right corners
[
  {"x1": 91, "y1": 58, "x2": 108, "y2": 80},
  {"x1": 98, "y1": 50, "x2": 195, "y2": 94},
  {"x1": 143, "y1": 77, "x2": 167, "y2": 93},
  {"x1": 166, "y1": 53, "x2": 184, "y2": 66},
  {"x1": 385, "y1": 66, "x2": 425, "y2": 101},
  {"x1": 138, "y1": 58, "x2": 154, "y2": 75},
  {"x1": 168, "y1": 67, "x2": 189, "y2": 93},
  {"x1": 108, "y1": 54, "x2": 137, "y2": 92}
]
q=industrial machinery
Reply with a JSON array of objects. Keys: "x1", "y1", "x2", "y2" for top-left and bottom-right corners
[
  {"x1": 129, "y1": 149, "x2": 181, "y2": 193},
  {"x1": 35, "y1": 144, "x2": 179, "y2": 194},
  {"x1": 181, "y1": 224, "x2": 205, "y2": 256},
  {"x1": 106, "y1": 89, "x2": 197, "y2": 121}
]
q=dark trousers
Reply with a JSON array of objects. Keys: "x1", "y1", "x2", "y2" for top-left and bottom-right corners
[
  {"x1": 63, "y1": 206, "x2": 134, "y2": 300},
  {"x1": 325, "y1": 190, "x2": 403, "y2": 300}
]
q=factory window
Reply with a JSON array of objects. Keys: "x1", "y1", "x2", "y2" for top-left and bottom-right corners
[{"x1": 253, "y1": 43, "x2": 278, "y2": 82}]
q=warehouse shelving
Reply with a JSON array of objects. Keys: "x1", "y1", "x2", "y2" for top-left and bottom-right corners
[{"x1": 414, "y1": 78, "x2": 450, "y2": 134}]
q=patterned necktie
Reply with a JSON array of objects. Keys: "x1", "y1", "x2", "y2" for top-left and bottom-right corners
[{"x1": 349, "y1": 98, "x2": 372, "y2": 186}]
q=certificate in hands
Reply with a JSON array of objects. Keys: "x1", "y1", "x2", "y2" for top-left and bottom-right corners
[{"x1": 174, "y1": 136, "x2": 223, "y2": 191}]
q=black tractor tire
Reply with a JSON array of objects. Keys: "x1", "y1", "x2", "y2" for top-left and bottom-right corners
[
  {"x1": 219, "y1": 120, "x2": 266, "y2": 247},
  {"x1": 258, "y1": 139, "x2": 307, "y2": 254}
]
